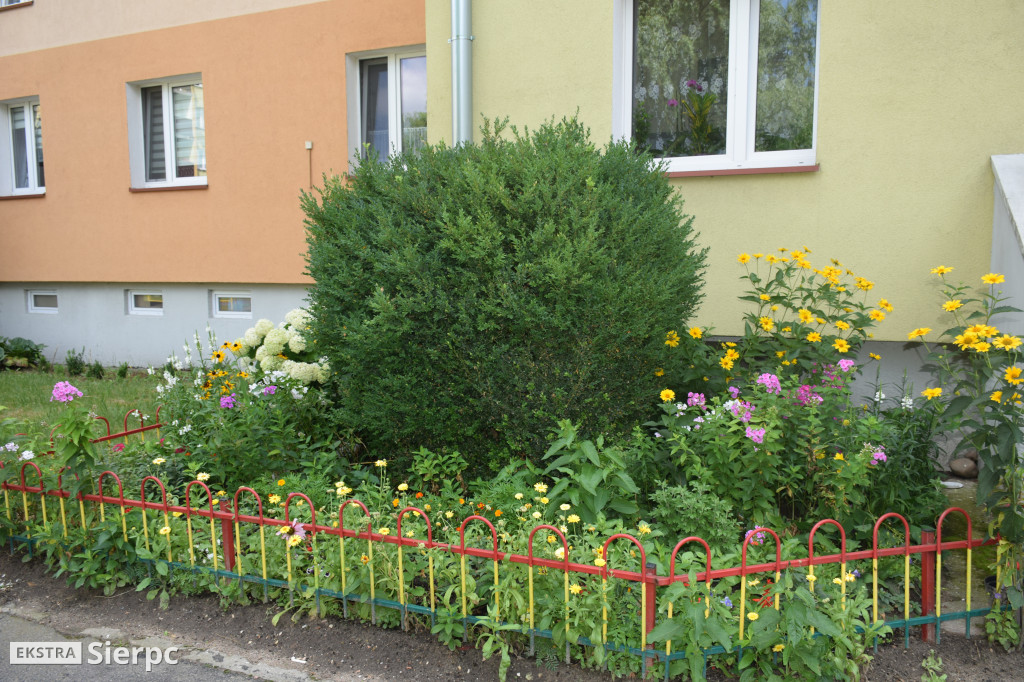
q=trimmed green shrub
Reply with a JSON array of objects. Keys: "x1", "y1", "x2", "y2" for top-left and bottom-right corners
[{"x1": 304, "y1": 117, "x2": 707, "y2": 467}]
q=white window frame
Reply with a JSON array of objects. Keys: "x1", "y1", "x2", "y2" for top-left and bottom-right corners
[
  {"x1": 612, "y1": 0, "x2": 821, "y2": 174},
  {"x1": 127, "y1": 290, "x2": 164, "y2": 316},
  {"x1": 211, "y1": 291, "x2": 252, "y2": 319},
  {"x1": 0, "y1": 96, "x2": 44, "y2": 196},
  {"x1": 26, "y1": 289, "x2": 58, "y2": 314},
  {"x1": 346, "y1": 46, "x2": 426, "y2": 166},
  {"x1": 126, "y1": 74, "x2": 206, "y2": 189}
]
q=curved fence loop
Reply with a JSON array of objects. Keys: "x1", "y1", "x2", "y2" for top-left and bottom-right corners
[
  {"x1": 871, "y1": 512, "x2": 912, "y2": 640},
  {"x1": 93, "y1": 415, "x2": 112, "y2": 438},
  {"x1": 18, "y1": 460, "x2": 44, "y2": 491},
  {"x1": 395, "y1": 505, "x2": 436, "y2": 629},
  {"x1": 936, "y1": 507, "x2": 972, "y2": 551},
  {"x1": 396, "y1": 505, "x2": 434, "y2": 546},
  {"x1": 739, "y1": 526, "x2": 782, "y2": 638},
  {"x1": 669, "y1": 536, "x2": 712, "y2": 586}
]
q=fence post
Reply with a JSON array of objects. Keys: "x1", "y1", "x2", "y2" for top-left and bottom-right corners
[
  {"x1": 920, "y1": 528, "x2": 936, "y2": 642},
  {"x1": 220, "y1": 500, "x2": 235, "y2": 573},
  {"x1": 642, "y1": 561, "x2": 658, "y2": 677}
]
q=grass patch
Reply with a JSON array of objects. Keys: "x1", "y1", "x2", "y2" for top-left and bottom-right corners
[{"x1": 0, "y1": 368, "x2": 163, "y2": 432}]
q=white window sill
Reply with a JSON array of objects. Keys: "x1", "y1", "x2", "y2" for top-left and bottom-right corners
[
  {"x1": 665, "y1": 164, "x2": 820, "y2": 179},
  {"x1": 0, "y1": 189, "x2": 45, "y2": 200},
  {"x1": 129, "y1": 182, "x2": 208, "y2": 193}
]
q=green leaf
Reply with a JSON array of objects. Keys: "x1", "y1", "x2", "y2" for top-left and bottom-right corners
[
  {"x1": 155, "y1": 561, "x2": 168, "y2": 576},
  {"x1": 136, "y1": 577, "x2": 153, "y2": 591},
  {"x1": 580, "y1": 440, "x2": 601, "y2": 467}
]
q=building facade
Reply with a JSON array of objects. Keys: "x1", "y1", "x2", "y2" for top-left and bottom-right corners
[
  {"x1": 0, "y1": 0, "x2": 424, "y2": 365},
  {"x1": 2, "y1": 0, "x2": 1023, "y2": 381}
]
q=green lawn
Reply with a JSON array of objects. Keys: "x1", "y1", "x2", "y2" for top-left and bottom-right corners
[{"x1": 0, "y1": 369, "x2": 163, "y2": 433}]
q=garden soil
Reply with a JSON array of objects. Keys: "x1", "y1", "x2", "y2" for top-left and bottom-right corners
[{"x1": 0, "y1": 552, "x2": 1020, "y2": 681}]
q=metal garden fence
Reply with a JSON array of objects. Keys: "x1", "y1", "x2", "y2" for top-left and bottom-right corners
[{"x1": 0, "y1": 413, "x2": 1011, "y2": 679}]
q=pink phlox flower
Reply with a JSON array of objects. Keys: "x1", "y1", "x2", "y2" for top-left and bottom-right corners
[
  {"x1": 838, "y1": 359, "x2": 856, "y2": 372},
  {"x1": 727, "y1": 385, "x2": 741, "y2": 399},
  {"x1": 220, "y1": 393, "x2": 238, "y2": 409},
  {"x1": 795, "y1": 384, "x2": 823, "y2": 406},
  {"x1": 756, "y1": 373, "x2": 782, "y2": 394},
  {"x1": 686, "y1": 392, "x2": 706, "y2": 408},
  {"x1": 745, "y1": 426, "x2": 766, "y2": 444},
  {"x1": 871, "y1": 449, "x2": 888, "y2": 465},
  {"x1": 262, "y1": 385, "x2": 277, "y2": 396},
  {"x1": 51, "y1": 381, "x2": 83, "y2": 403},
  {"x1": 744, "y1": 527, "x2": 767, "y2": 546}
]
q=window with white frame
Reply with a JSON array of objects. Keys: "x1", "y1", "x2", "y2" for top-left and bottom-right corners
[
  {"x1": 126, "y1": 74, "x2": 206, "y2": 188},
  {"x1": 211, "y1": 291, "x2": 252, "y2": 319},
  {"x1": 615, "y1": 0, "x2": 819, "y2": 173},
  {"x1": 127, "y1": 291, "x2": 164, "y2": 315},
  {"x1": 0, "y1": 96, "x2": 44, "y2": 195},
  {"x1": 347, "y1": 49, "x2": 426, "y2": 162},
  {"x1": 27, "y1": 289, "x2": 57, "y2": 314}
]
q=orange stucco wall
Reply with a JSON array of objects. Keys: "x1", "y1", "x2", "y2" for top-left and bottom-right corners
[{"x1": 0, "y1": 0, "x2": 424, "y2": 284}]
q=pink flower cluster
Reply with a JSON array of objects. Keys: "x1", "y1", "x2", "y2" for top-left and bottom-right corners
[
  {"x1": 745, "y1": 527, "x2": 767, "y2": 546},
  {"x1": 51, "y1": 381, "x2": 83, "y2": 403},
  {"x1": 220, "y1": 393, "x2": 238, "y2": 409},
  {"x1": 756, "y1": 373, "x2": 782, "y2": 394},
  {"x1": 871, "y1": 448, "x2": 888, "y2": 465},
  {"x1": 686, "y1": 392, "x2": 706, "y2": 408},
  {"x1": 745, "y1": 426, "x2": 766, "y2": 444},
  {"x1": 795, "y1": 384, "x2": 824, "y2": 406}
]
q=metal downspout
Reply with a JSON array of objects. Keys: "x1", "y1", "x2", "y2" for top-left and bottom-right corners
[{"x1": 451, "y1": 0, "x2": 473, "y2": 145}]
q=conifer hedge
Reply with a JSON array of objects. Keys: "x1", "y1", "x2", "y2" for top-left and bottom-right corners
[{"x1": 303, "y1": 118, "x2": 706, "y2": 468}]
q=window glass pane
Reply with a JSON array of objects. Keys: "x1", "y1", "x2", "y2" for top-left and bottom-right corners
[
  {"x1": 32, "y1": 293, "x2": 57, "y2": 309},
  {"x1": 10, "y1": 105, "x2": 29, "y2": 188},
  {"x1": 361, "y1": 59, "x2": 390, "y2": 161},
  {"x1": 133, "y1": 293, "x2": 163, "y2": 309},
  {"x1": 32, "y1": 103, "x2": 43, "y2": 187},
  {"x1": 755, "y1": 0, "x2": 818, "y2": 152},
  {"x1": 142, "y1": 86, "x2": 166, "y2": 181},
  {"x1": 400, "y1": 56, "x2": 427, "y2": 154},
  {"x1": 633, "y1": 0, "x2": 729, "y2": 157},
  {"x1": 217, "y1": 296, "x2": 251, "y2": 313},
  {"x1": 172, "y1": 83, "x2": 206, "y2": 178}
]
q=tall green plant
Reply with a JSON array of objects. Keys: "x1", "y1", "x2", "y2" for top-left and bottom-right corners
[
  {"x1": 909, "y1": 266, "x2": 1024, "y2": 620},
  {"x1": 304, "y1": 116, "x2": 707, "y2": 466}
]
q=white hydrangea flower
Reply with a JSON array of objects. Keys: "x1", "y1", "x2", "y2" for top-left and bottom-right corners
[
  {"x1": 260, "y1": 354, "x2": 283, "y2": 372},
  {"x1": 243, "y1": 328, "x2": 261, "y2": 347},
  {"x1": 288, "y1": 331, "x2": 307, "y2": 353},
  {"x1": 289, "y1": 362, "x2": 318, "y2": 385},
  {"x1": 254, "y1": 319, "x2": 274, "y2": 337},
  {"x1": 284, "y1": 308, "x2": 312, "y2": 328},
  {"x1": 262, "y1": 328, "x2": 288, "y2": 355}
]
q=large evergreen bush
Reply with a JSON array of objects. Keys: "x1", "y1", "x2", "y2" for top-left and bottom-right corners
[{"x1": 303, "y1": 117, "x2": 706, "y2": 467}]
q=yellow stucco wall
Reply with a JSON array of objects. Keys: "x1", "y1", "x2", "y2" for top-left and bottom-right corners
[
  {"x1": 426, "y1": 0, "x2": 1024, "y2": 342},
  {"x1": 0, "y1": 0, "x2": 424, "y2": 285}
]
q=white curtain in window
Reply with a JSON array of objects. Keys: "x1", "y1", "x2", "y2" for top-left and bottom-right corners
[
  {"x1": 9, "y1": 105, "x2": 29, "y2": 188},
  {"x1": 172, "y1": 84, "x2": 205, "y2": 177}
]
